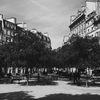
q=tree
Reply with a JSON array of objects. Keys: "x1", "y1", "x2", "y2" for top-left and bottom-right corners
[{"x1": 59, "y1": 35, "x2": 100, "y2": 69}]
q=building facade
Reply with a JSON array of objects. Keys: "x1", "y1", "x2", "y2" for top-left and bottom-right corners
[
  {"x1": 31, "y1": 29, "x2": 51, "y2": 49},
  {"x1": 69, "y1": 7, "x2": 86, "y2": 37},
  {"x1": 69, "y1": 0, "x2": 100, "y2": 39},
  {"x1": 0, "y1": 14, "x2": 17, "y2": 44}
]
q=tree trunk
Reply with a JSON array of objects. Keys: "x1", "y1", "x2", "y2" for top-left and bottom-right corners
[
  {"x1": 37, "y1": 72, "x2": 40, "y2": 81},
  {"x1": 25, "y1": 67, "x2": 29, "y2": 85}
]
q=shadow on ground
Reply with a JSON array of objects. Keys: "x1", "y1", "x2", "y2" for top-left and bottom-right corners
[
  {"x1": 20, "y1": 80, "x2": 58, "y2": 86},
  {"x1": 0, "y1": 91, "x2": 33, "y2": 100},
  {"x1": 0, "y1": 92, "x2": 100, "y2": 100},
  {"x1": 67, "y1": 81, "x2": 100, "y2": 87}
]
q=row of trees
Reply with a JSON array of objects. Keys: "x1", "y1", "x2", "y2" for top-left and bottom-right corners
[
  {"x1": 0, "y1": 32, "x2": 100, "y2": 77},
  {"x1": 56, "y1": 35, "x2": 100, "y2": 69},
  {"x1": 0, "y1": 31, "x2": 54, "y2": 76}
]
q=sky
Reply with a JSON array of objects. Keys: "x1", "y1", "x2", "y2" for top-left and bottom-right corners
[{"x1": 0, "y1": 0, "x2": 85, "y2": 49}]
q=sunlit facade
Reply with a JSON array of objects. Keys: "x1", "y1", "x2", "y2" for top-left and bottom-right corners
[{"x1": 69, "y1": 0, "x2": 100, "y2": 39}]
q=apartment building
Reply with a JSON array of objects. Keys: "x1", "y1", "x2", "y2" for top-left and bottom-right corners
[
  {"x1": 69, "y1": 6, "x2": 86, "y2": 37},
  {"x1": 69, "y1": 0, "x2": 100, "y2": 38},
  {"x1": 85, "y1": 0, "x2": 100, "y2": 37},
  {"x1": 0, "y1": 14, "x2": 17, "y2": 44},
  {"x1": 31, "y1": 29, "x2": 51, "y2": 49},
  {"x1": 0, "y1": 14, "x2": 51, "y2": 49}
]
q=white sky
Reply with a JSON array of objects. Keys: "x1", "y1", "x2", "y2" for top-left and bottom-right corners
[{"x1": 0, "y1": 0, "x2": 86, "y2": 49}]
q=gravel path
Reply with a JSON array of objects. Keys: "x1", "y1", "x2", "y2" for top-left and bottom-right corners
[{"x1": 0, "y1": 80, "x2": 100, "y2": 99}]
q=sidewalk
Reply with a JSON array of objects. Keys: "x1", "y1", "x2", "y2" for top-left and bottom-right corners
[{"x1": 0, "y1": 80, "x2": 100, "y2": 99}]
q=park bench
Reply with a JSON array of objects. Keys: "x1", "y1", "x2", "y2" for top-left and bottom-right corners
[
  {"x1": 12, "y1": 75, "x2": 24, "y2": 83},
  {"x1": 91, "y1": 69, "x2": 100, "y2": 83},
  {"x1": 91, "y1": 75, "x2": 100, "y2": 83}
]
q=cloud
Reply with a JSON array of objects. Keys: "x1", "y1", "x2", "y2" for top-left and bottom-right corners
[{"x1": 29, "y1": 0, "x2": 50, "y2": 11}]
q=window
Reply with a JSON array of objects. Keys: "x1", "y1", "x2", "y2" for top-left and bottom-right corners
[
  {"x1": 92, "y1": 34, "x2": 94, "y2": 37},
  {"x1": 92, "y1": 27, "x2": 94, "y2": 31},
  {"x1": 10, "y1": 38, "x2": 13, "y2": 42},
  {"x1": 88, "y1": 22, "x2": 89, "y2": 25},
  {"x1": 7, "y1": 30, "x2": 10, "y2": 35},
  {"x1": 7, "y1": 39, "x2": 10, "y2": 42},
  {"x1": 11, "y1": 32, "x2": 13, "y2": 36},
  {"x1": 4, "y1": 29, "x2": 7, "y2": 34}
]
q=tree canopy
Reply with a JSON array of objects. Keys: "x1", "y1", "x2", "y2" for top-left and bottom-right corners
[
  {"x1": 56, "y1": 35, "x2": 100, "y2": 69},
  {"x1": 0, "y1": 31, "x2": 100, "y2": 75}
]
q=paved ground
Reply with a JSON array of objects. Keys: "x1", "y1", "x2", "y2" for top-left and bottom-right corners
[{"x1": 0, "y1": 80, "x2": 100, "y2": 100}]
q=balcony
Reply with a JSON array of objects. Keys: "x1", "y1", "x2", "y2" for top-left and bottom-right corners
[
  {"x1": 86, "y1": 11, "x2": 96, "y2": 22},
  {"x1": 93, "y1": 15, "x2": 100, "y2": 25},
  {"x1": 69, "y1": 13, "x2": 85, "y2": 29}
]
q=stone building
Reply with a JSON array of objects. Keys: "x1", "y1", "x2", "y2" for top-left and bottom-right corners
[
  {"x1": 69, "y1": 0, "x2": 100, "y2": 39},
  {"x1": 0, "y1": 14, "x2": 17, "y2": 44}
]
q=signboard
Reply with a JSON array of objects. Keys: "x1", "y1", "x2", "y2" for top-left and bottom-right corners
[{"x1": 3, "y1": 20, "x2": 16, "y2": 30}]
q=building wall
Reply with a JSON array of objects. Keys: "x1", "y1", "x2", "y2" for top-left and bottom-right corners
[
  {"x1": 86, "y1": 1, "x2": 97, "y2": 16},
  {"x1": 2, "y1": 19, "x2": 16, "y2": 43},
  {"x1": 69, "y1": 13, "x2": 86, "y2": 37},
  {"x1": 69, "y1": 0, "x2": 100, "y2": 39},
  {"x1": 31, "y1": 31, "x2": 51, "y2": 49},
  {"x1": 6, "y1": 17, "x2": 16, "y2": 24},
  {"x1": 0, "y1": 15, "x2": 17, "y2": 44}
]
